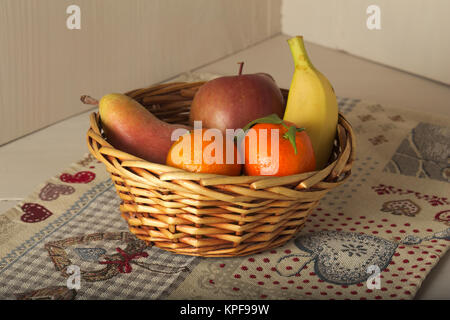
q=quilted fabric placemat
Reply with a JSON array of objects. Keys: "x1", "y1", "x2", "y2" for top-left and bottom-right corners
[{"x1": 0, "y1": 73, "x2": 449, "y2": 300}]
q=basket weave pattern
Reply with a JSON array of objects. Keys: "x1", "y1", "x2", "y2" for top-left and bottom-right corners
[{"x1": 87, "y1": 81, "x2": 355, "y2": 257}]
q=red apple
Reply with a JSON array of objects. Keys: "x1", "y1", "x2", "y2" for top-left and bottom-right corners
[{"x1": 189, "y1": 63, "x2": 285, "y2": 133}]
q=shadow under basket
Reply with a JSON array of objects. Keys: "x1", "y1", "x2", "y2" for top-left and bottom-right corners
[{"x1": 86, "y1": 81, "x2": 356, "y2": 257}]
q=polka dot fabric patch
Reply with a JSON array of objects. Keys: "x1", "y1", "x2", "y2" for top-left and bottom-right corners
[
  {"x1": 225, "y1": 209, "x2": 449, "y2": 300},
  {"x1": 173, "y1": 209, "x2": 449, "y2": 300}
]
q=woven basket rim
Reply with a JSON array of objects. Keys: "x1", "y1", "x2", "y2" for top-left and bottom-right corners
[
  {"x1": 88, "y1": 111, "x2": 354, "y2": 190},
  {"x1": 86, "y1": 82, "x2": 355, "y2": 195}
]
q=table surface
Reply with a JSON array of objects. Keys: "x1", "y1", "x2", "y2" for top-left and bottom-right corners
[{"x1": 0, "y1": 34, "x2": 449, "y2": 299}]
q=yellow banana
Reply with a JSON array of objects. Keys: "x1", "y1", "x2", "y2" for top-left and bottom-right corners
[{"x1": 283, "y1": 36, "x2": 338, "y2": 169}]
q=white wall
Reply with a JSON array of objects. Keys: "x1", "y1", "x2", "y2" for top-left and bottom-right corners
[
  {"x1": 281, "y1": 0, "x2": 450, "y2": 85},
  {"x1": 0, "y1": 0, "x2": 281, "y2": 145}
]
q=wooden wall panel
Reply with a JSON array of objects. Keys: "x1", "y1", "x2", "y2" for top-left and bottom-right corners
[{"x1": 0, "y1": 0, "x2": 281, "y2": 145}]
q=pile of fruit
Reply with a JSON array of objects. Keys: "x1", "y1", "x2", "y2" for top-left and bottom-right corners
[{"x1": 87, "y1": 36, "x2": 338, "y2": 177}]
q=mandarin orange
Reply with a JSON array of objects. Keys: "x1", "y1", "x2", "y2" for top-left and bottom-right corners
[
  {"x1": 166, "y1": 129, "x2": 242, "y2": 176},
  {"x1": 243, "y1": 122, "x2": 316, "y2": 176}
]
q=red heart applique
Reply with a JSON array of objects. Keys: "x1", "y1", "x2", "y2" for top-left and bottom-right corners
[
  {"x1": 60, "y1": 171, "x2": 95, "y2": 183},
  {"x1": 39, "y1": 183, "x2": 75, "y2": 201},
  {"x1": 21, "y1": 203, "x2": 53, "y2": 223}
]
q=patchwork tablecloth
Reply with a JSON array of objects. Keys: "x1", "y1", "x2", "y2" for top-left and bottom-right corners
[{"x1": 0, "y1": 73, "x2": 449, "y2": 300}]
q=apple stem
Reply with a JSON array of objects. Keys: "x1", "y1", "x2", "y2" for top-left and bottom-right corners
[
  {"x1": 81, "y1": 95, "x2": 99, "y2": 105},
  {"x1": 237, "y1": 62, "x2": 244, "y2": 76}
]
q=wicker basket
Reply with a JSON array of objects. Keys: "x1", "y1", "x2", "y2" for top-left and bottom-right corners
[{"x1": 86, "y1": 81, "x2": 355, "y2": 257}]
